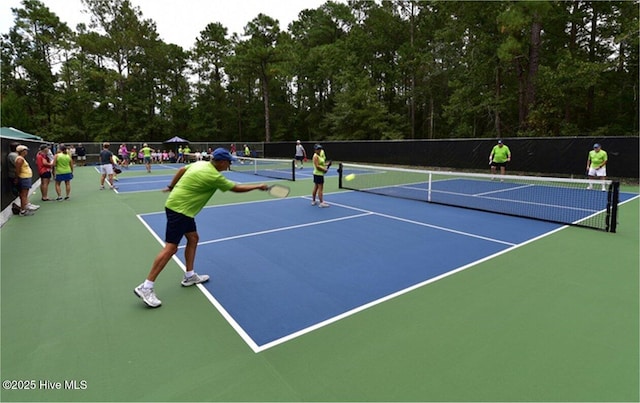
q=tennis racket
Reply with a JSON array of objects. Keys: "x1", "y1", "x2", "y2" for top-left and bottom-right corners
[
  {"x1": 267, "y1": 184, "x2": 290, "y2": 198},
  {"x1": 326, "y1": 160, "x2": 332, "y2": 171}
]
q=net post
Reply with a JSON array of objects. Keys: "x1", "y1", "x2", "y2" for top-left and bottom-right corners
[
  {"x1": 606, "y1": 181, "x2": 620, "y2": 233},
  {"x1": 338, "y1": 163, "x2": 343, "y2": 188},
  {"x1": 427, "y1": 171, "x2": 432, "y2": 202},
  {"x1": 291, "y1": 159, "x2": 295, "y2": 181}
]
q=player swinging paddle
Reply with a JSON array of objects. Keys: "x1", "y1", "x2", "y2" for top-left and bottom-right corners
[{"x1": 134, "y1": 148, "x2": 268, "y2": 308}]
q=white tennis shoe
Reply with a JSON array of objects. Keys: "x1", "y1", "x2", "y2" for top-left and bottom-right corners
[
  {"x1": 181, "y1": 272, "x2": 209, "y2": 287},
  {"x1": 134, "y1": 285, "x2": 162, "y2": 308}
]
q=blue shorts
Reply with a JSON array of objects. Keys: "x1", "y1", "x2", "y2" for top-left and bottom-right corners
[
  {"x1": 40, "y1": 172, "x2": 52, "y2": 179},
  {"x1": 165, "y1": 208, "x2": 197, "y2": 244},
  {"x1": 18, "y1": 178, "x2": 32, "y2": 190},
  {"x1": 144, "y1": 157, "x2": 152, "y2": 163},
  {"x1": 56, "y1": 173, "x2": 73, "y2": 182},
  {"x1": 313, "y1": 174, "x2": 325, "y2": 185}
]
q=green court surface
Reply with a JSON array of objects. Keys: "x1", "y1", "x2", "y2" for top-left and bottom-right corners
[{"x1": 1, "y1": 165, "x2": 638, "y2": 402}]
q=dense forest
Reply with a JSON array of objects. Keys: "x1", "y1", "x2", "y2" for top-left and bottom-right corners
[{"x1": 1, "y1": 0, "x2": 638, "y2": 144}]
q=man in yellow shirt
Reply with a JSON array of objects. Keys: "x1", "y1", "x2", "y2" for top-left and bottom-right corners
[
  {"x1": 489, "y1": 139, "x2": 511, "y2": 178},
  {"x1": 586, "y1": 143, "x2": 608, "y2": 191}
]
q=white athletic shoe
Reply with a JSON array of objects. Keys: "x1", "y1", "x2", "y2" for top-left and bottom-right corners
[
  {"x1": 318, "y1": 202, "x2": 330, "y2": 208},
  {"x1": 134, "y1": 285, "x2": 162, "y2": 308},
  {"x1": 27, "y1": 203, "x2": 40, "y2": 210},
  {"x1": 181, "y1": 272, "x2": 210, "y2": 287},
  {"x1": 311, "y1": 201, "x2": 317, "y2": 206}
]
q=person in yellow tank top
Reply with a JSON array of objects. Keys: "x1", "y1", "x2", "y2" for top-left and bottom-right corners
[
  {"x1": 311, "y1": 144, "x2": 330, "y2": 207},
  {"x1": 14, "y1": 145, "x2": 39, "y2": 215}
]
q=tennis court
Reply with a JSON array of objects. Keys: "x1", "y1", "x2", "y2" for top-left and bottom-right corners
[{"x1": 1, "y1": 161, "x2": 638, "y2": 402}]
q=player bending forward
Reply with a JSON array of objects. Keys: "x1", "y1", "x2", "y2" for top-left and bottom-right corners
[{"x1": 134, "y1": 148, "x2": 267, "y2": 308}]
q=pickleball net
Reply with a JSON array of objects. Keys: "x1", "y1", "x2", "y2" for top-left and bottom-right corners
[
  {"x1": 338, "y1": 163, "x2": 620, "y2": 232},
  {"x1": 231, "y1": 157, "x2": 296, "y2": 181}
]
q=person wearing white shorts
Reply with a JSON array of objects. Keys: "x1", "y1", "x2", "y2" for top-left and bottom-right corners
[
  {"x1": 586, "y1": 143, "x2": 608, "y2": 191},
  {"x1": 99, "y1": 142, "x2": 117, "y2": 190}
]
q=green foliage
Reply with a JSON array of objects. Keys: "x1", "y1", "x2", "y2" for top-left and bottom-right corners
[{"x1": 0, "y1": 0, "x2": 637, "y2": 142}]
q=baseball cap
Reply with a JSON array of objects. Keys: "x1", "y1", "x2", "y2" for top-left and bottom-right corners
[
  {"x1": 593, "y1": 143, "x2": 601, "y2": 148},
  {"x1": 16, "y1": 145, "x2": 29, "y2": 152},
  {"x1": 212, "y1": 148, "x2": 237, "y2": 162},
  {"x1": 497, "y1": 139, "x2": 503, "y2": 144},
  {"x1": 314, "y1": 144, "x2": 323, "y2": 150}
]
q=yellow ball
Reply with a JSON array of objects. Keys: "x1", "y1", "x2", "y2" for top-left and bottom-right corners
[{"x1": 345, "y1": 173, "x2": 356, "y2": 181}]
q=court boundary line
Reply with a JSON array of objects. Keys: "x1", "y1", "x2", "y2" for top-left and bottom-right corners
[
  {"x1": 182, "y1": 213, "x2": 373, "y2": 249},
  {"x1": 193, "y1": 196, "x2": 521, "y2": 352},
  {"x1": 254, "y1": 222, "x2": 571, "y2": 352},
  {"x1": 306, "y1": 197, "x2": 516, "y2": 246},
  {"x1": 136, "y1": 192, "x2": 640, "y2": 353}
]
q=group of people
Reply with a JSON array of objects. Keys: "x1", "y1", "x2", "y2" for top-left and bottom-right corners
[
  {"x1": 7, "y1": 142, "x2": 75, "y2": 216},
  {"x1": 131, "y1": 138, "x2": 610, "y2": 309}
]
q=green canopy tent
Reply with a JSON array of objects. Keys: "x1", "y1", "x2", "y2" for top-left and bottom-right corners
[{"x1": 0, "y1": 127, "x2": 43, "y2": 141}]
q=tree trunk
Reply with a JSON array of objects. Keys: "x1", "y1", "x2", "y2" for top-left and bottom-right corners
[
  {"x1": 526, "y1": 14, "x2": 542, "y2": 115},
  {"x1": 586, "y1": 6, "x2": 597, "y2": 124}
]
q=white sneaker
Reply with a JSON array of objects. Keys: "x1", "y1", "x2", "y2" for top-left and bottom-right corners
[
  {"x1": 587, "y1": 185, "x2": 593, "y2": 190},
  {"x1": 134, "y1": 285, "x2": 162, "y2": 307},
  {"x1": 27, "y1": 203, "x2": 40, "y2": 210},
  {"x1": 311, "y1": 201, "x2": 317, "y2": 206},
  {"x1": 318, "y1": 202, "x2": 330, "y2": 208},
  {"x1": 19, "y1": 209, "x2": 35, "y2": 216},
  {"x1": 181, "y1": 272, "x2": 209, "y2": 287}
]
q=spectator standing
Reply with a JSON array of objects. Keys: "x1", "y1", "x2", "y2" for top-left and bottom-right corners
[
  {"x1": 53, "y1": 145, "x2": 74, "y2": 200},
  {"x1": 36, "y1": 144, "x2": 53, "y2": 201},
  {"x1": 68, "y1": 144, "x2": 77, "y2": 161},
  {"x1": 75, "y1": 143, "x2": 86, "y2": 166},
  {"x1": 6, "y1": 141, "x2": 20, "y2": 196},
  {"x1": 14, "y1": 145, "x2": 39, "y2": 215}
]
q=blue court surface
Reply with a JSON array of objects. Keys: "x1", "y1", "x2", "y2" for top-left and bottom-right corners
[
  {"x1": 138, "y1": 189, "x2": 585, "y2": 352},
  {"x1": 110, "y1": 166, "x2": 338, "y2": 193}
]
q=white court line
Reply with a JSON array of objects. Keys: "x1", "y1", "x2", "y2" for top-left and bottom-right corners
[
  {"x1": 310, "y1": 197, "x2": 516, "y2": 246},
  {"x1": 182, "y1": 212, "x2": 373, "y2": 248},
  {"x1": 137, "y1": 193, "x2": 639, "y2": 353},
  {"x1": 255, "y1": 223, "x2": 569, "y2": 352},
  {"x1": 474, "y1": 183, "x2": 535, "y2": 196}
]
